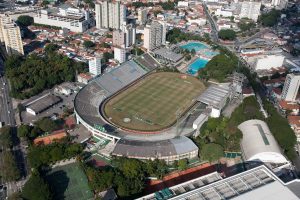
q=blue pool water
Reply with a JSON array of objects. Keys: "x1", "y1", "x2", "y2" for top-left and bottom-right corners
[
  {"x1": 181, "y1": 42, "x2": 208, "y2": 52},
  {"x1": 187, "y1": 58, "x2": 208, "y2": 75}
]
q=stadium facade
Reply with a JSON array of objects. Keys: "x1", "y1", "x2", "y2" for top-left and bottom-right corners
[{"x1": 74, "y1": 53, "x2": 230, "y2": 163}]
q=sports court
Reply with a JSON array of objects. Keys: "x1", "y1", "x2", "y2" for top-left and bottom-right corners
[
  {"x1": 46, "y1": 162, "x2": 93, "y2": 200},
  {"x1": 104, "y1": 72, "x2": 205, "y2": 131}
]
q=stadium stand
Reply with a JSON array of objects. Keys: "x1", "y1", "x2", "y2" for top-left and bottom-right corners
[
  {"x1": 134, "y1": 53, "x2": 160, "y2": 71},
  {"x1": 96, "y1": 60, "x2": 147, "y2": 94},
  {"x1": 112, "y1": 136, "x2": 198, "y2": 163}
]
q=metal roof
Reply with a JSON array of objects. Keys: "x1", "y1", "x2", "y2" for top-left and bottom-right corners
[
  {"x1": 238, "y1": 119, "x2": 288, "y2": 164},
  {"x1": 197, "y1": 84, "x2": 230, "y2": 109}
]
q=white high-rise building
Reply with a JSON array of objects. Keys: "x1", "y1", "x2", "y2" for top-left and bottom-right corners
[
  {"x1": 271, "y1": 0, "x2": 288, "y2": 9},
  {"x1": 114, "y1": 47, "x2": 126, "y2": 63},
  {"x1": 0, "y1": 15, "x2": 24, "y2": 55},
  {"x1": 137, "y1": 8, "x2": 148, "y2": 25},
  {"x1": 113, "y1": 23, "x2": 136, "y2": 48},
  {"x1": 89, "y1": 57, "x2": 102, "y2": 76},
  {"x1": 143, "y1": 21, "x2": 166, "y2": 51},
  {"x1": 95, "y1": 1, "x2": 126, "y2": 30},
  {"x1": 281, "y1": 74, "x2": 300, "y2": 102},
  {"x1": 239, "y1": 1, "x2": 261, "y2": 22}
]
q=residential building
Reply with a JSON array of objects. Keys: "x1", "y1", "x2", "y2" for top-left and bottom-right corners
[
  {"x1": 77, "y1": 73, "x2": 92, "y2": 84},
  {"x1": 34, "y1": 6, "x2": 95, "y2": 32},
  {"x1": 271, "y1": 0, "x2": 288, "y2": 9},
  {"x1": 95, "y1": 1, "x2": 126, "y2": 30},
  {"x1": 281, "y1": 74, "x2": 300, "y2": 102},
  {"x1": 89, "y1": 57, "x2": 102, "y2": 76},
  {"x1": 2, "y1": 23, "x2": 24, "y2": 55},
  {"x1": 239, "y1": 1, "x2": 261, "y2": 22},
  {"x1": 137, "y1": 7, "x2": 148, "y2": 25},
  {"x1": 113, "y1": 23, "x2": 136, "y2": 48},
  {"x1": 143, "y1": 21, "x2": 166, "y2": 51},
  {"x1": 114, "y1": 47, "x2": 126, "y2": 63}
]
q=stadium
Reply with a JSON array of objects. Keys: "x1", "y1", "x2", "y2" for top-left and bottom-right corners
[{"x1": 74, "y1": 53, "x2": 230, "y2": 163}]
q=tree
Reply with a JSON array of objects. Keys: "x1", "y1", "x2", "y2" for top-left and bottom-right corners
[
  {"x1": 178, "y1": 159, "x2": 188, "y2": 170},
  {"x1": 17, "y1": 124, "x2": 31, "y2": 138},
  {"x1": 35, "y1": 117, "x2": 59, "y2": 133},
  {"x1": 17, "y1": 15, "x2": 33, "y2": 27},
  {"x1": 0, "y1": 126, "x2": 13, "y2": 149},
  {"x1": 44, "y1": 43, "x2": 59, "y2": 53},
  {"x1": 201, "y1": 143, "x2": 224, "y2": 163},
  {"x1": 22, "y1": 174, "x2": 51, "y2": 200},
  {"x1": 83, "y1": 40, "x2": 95, "y2": 48},
  {"x1": 218, "y1": 29, "x2": 236, "y2": 41},
  {"x1": 0, "y1": 151, "x2": 20, "y2": 182},
  {"x1": 259, "y1": 9, "x2": 280, "y2": 27}
]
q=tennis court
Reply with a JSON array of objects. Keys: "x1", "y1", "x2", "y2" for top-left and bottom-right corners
[
  {"x1": 104, "y1": 72, "x2": 206, "y2": 131},
  {"x1": 46, "y1": 162, "x2": 93, "y2": 200}
]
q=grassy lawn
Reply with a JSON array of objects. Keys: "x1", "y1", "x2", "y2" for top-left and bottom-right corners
[
  {"x1": 46, "y1": 162, "x2": 93, "y2": 200},
  {"x1": 104, "y1": 72, "x2": 205, "y2": 131}
]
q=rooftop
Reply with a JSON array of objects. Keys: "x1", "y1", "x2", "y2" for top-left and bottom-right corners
[
  {"x1": 153, "y1": 47, "x2": 183, "y2": 62},
  {"x1": 26, "y1": 94, "x2": 61, "y2": 114}
]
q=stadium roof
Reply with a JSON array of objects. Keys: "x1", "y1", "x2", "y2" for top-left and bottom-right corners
[
  {"x1": 197, "y1": 83, "x2": 230, "y2": 109},
  {"x1": 112, "y1": 136, "x2": 198, "y2": 158},
  {"x1": 138, "y1": 165, "x2": 300, "y2": 200},
  {"x1": 238, "y1": 119, "x2": 288, "y2": 164},
  {"x1": 153, "y1": 48, "x2": 183, "y2": 62}
]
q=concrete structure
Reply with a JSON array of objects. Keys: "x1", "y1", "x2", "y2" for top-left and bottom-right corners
[
  {"x1": 34, "y1": 6, "x2": 95, "y2": 32},
  {"x1": 281, "y1": 74, "x2": 300, "y2": 102},
  {"x1": 95, "y1": 1, "x2": 126, "y2": 30},
  {"x1": 272, "y1": 0, "x2": 288, "y2": 9},
  {"x1": 26, "y1": 94, "x2": 61, "y2": 115},
  {"x1": 255, "y1": 55, "x2": 285, "y2": 71},
  {"x1": 238, "y1": 119, "x2": 289, "y2": 164},
  {"x1": 112, "y1": 29, "x2": 125, "y2": 47},
  {"x1": 137, "y1": 8, "x2": 148, "y2": 25},
  {"x1": 0, "y1": 15, "x2": 24, "y2": 55},
  {"x1": 113, "y1": 24, "x2": 136, "y2": 48},
  {"x1": 77, "y1": 73, "x2": 92, "y2": 84},
  {"x1": 153, "y1": 47, "x2": 184, "y2": 66},
  {"x1": 143, "y1": 21, "x2": 166, "y2": 51},
  {"x1": 114, "y1": 47, "x2": 126, "y2": 63},
  {"x1": 239, "y1": 1, "x2": 261, "y2": 22},
  {"x1": 89, "y1": 57, "x2": 102, "y2": 76},
  {"x1": 138, "y1": 165, "x2": 300, "y2": 200}
]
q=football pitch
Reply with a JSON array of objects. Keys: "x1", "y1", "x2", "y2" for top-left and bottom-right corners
[
  {"x1": 104, "y1": 72, "x2": 206, "y2": 131},
  {"x1": 46, "y1": 162, "x2": 93, "y2": 200}
]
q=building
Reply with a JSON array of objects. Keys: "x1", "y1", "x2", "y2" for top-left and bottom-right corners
[
  {"x1": 0, "y1": 15, "x2": 24, "y2": 55},
  {"x1": 271, "y1": 0, "x2": 288, "y2": 9},
  {"x1": 113, "y1": 23, "x2": 136, "y2": 48},
  {"x1": 153, "y1": 47, "x2": 184, "y2": 67},
  {"x1": 34, "y1": 6, "x2": 95, "y2": 32},
  {"x1": 34, "y1": 130, "x2": 67, "y2": 145},
  {"x1": 239, "y1": 1, "x2": 261, "y2": 22},
  {"x1": 281, "y1": 74, "x2": 300, "y2": 102},
  {"x1": 255, "y1": 55, "x2": 285, "y2": 71},
  {"x1": 143, "y1": 21, "x2": 166, "y2": 51},
  {"x1": 77, "y1": 73, "x2": 92, "y2": 84},
  {"x1": 138, "y1": 165, "x2": 300, "y2": 200},
  {"x1": 238, "y1": 119, "x2": 289, "y2": 165},
  {"x1": 89, "y1": 57, "x2": 102, "y2": 76},
  {"x1": 95, "y1": 1, "x2": 126, "y2": 30},
  {"x1": 26, "y1": 94, "x2": 61, "y2": 115},
  {"x1": 114, "y1": 47, "x2": 126, "y2": 63},
  {"x1": 137, "y1": 8, "x2": 148, "y2": 25}
]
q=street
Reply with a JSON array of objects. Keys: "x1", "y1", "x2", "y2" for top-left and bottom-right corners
[{"x1": 0, "y1": 55, "x2": 28, "y2": 198}]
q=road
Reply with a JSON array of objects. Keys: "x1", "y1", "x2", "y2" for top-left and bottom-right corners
[
  {"x1": 202, "y1": 2, "x2": 219, "y2": 43},
  {"x1": 0, "y1": 55, "x2": 28, "y2": 198}
]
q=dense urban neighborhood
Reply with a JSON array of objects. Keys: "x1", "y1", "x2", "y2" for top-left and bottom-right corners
[{"x1": 0, "y1": 0, "x2": 300, "y2": 199}]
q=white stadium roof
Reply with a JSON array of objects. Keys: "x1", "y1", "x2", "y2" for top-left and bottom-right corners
[{"x1": 238, "y1": 119, "x2": 288, "y2": 164}]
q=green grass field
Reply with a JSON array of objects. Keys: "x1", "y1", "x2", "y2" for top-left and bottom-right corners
[
  {"x1": 46, "y1": 162, "x2": 93, "y2": 200},
  {"x1": 104, "y1": 72, "x2": 205, "y2": 131}
]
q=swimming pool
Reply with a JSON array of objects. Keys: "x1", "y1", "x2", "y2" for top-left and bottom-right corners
[
  {"x1": 187, "y1": 58, "x2": 208, "y2": 75},
  {"x1": 181, "y1": 42, "x2": 208, "y2": 52}
]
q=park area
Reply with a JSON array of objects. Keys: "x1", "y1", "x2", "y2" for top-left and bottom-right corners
[
  {"x1": 46, "y1": 162, "x2": 93, "y2": 200},
  {"x1": 104, "y1": 72, "x2": 205, "y2": 132}
]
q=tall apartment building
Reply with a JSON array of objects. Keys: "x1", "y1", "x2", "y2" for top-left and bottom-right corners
[
  {"x1": 281, "y1": 74, "x2": 300, "y2": 102},
  {"x1": 137, "y1": 8, "x2": 148, "y2": 25},
  {"x1": 114, "y1": 47, "x2": 126, "y2": 63},
  {"x1": 239, "y1": 1, "x2": 261, "y2": 22},
  {"x1": 143, "y1": 21, "x2": 166, "y2": 51},
  {"x1": 113, "y1": 23, "x2": 136, "y2": 48},
  {"x1": 34, "y1": 7, "x2": 95, "y2": 32},
  {"x1": 89, "y1": 57, "x2": 102, "y2": 76},
  {"x1": 0, "y1": 15, "x2": 24, "y2": 55},
  {"x1": 271, "y1": 0, "x2": 288, "y2": 9},
  {"x1": 95, "y1": 1, "x2": 126, "y2": 30}
]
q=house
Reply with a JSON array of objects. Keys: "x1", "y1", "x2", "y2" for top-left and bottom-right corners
[
  {"x1": 278, "y1": 100, "x2": 300, "y2": 115},
  {"x1": 287, "y1": 115, "x2": 300, "y2": 142}
]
